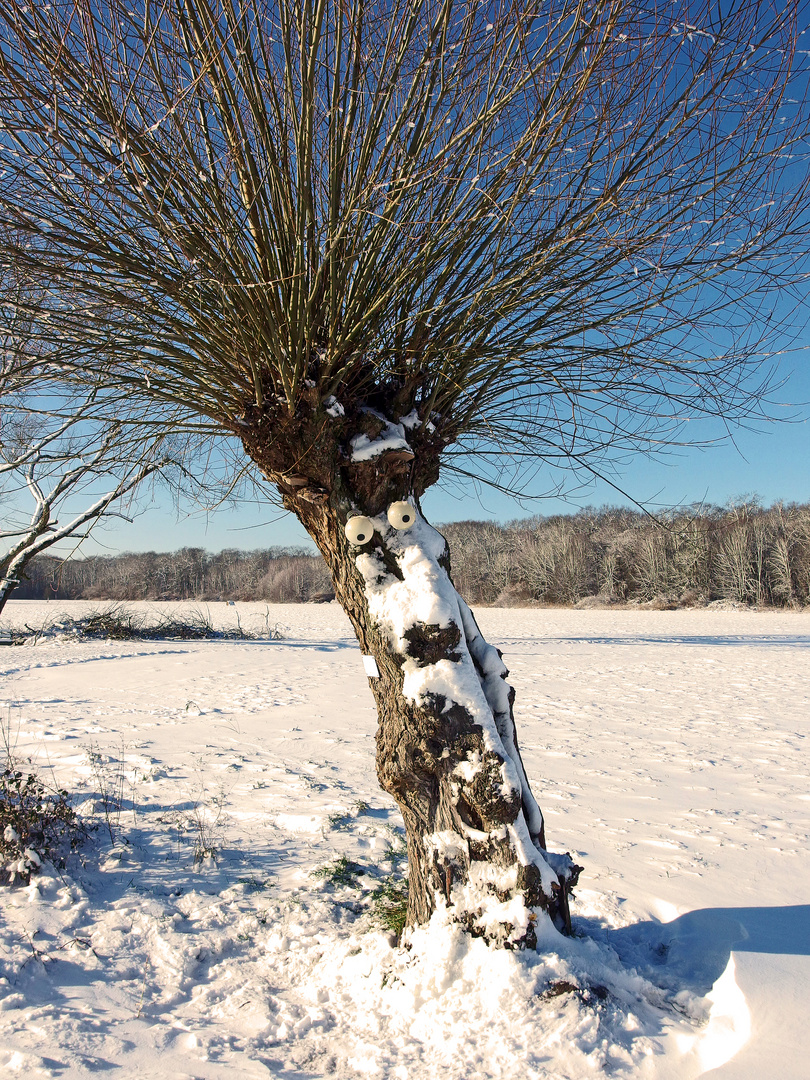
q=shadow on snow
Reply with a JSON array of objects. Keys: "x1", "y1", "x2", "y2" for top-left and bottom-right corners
[
  {"x1": 581, "y1": 903, "x2": 810, "y2": 997},
  {"x1": 547, "y1": 635, "x2": 810, "y2": 649}
]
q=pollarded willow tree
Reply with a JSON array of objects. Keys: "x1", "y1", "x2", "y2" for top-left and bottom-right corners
[{"x1": 1, "y1": 0, "x2": 809, "y2": 944}]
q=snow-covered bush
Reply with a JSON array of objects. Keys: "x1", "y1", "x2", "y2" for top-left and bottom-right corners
[{"x1": 0, "y1": 766, "x2": 83, "y2": 884}]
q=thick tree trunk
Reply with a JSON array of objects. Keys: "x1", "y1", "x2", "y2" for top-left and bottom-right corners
[
  {"x1": 240, "y1": 403, "x2": 580, "y2": 946},
  {"x1": 301, "y1": 497, "x2": 579, "y2": 944}
]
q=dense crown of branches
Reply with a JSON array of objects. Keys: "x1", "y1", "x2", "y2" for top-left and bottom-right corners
[
  {"x1": 14, "y1": 503, "x2": 810, "y2": 607},
  {"x1": 1, "y1": 0, "x2": 809, "y2": 495}
]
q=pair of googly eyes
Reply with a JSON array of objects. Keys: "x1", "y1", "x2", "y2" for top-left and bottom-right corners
[{"x1": 344, "y1": 501, "x2": 416, "y2": 545}]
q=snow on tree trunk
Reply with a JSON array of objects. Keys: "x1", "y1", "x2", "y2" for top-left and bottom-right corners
[
  {"x1": 240, "y1": 401, "x2": 581, "y2": 945},
  {"x1": 0, "y1": 570, "x2": 20, "y2": 616}
]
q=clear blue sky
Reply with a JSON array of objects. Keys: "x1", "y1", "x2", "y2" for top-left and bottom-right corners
[{"x1": 72, "y1": 347, "x2": 809, "y2": 557}]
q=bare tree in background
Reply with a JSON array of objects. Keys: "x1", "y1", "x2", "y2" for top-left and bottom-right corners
[
  {"x1": 0, "y1": 373, "x2": 169, "y2": 615},
  {"x1": 1, "y1": 0, "x2": 809, "y2": 943}
]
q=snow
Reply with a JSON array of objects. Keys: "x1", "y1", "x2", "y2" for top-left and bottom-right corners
[
  {"x1": 349, "y1": 417, "x2": 411, "y2": 462},
  {"x1": 0, "y1": 600, "x2": 808, "y2": 1079},
  {"x1": 398, "y1": 409, "x2": 435, "y2": 433}
]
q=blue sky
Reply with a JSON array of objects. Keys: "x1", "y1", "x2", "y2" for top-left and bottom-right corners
[{"x1": 72, "y1": 347, "x2": 809, "y2": 556}]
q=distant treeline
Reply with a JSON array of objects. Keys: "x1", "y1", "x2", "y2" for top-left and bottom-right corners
[
  {"x1": 12, "y1": 502, "x2": 810, "y2": 608},
  {"x1": 16, "y1": 546, "x2": 333, "y2": 604},
  {"x1": 441, "y1": 502, "x2": 810, "y2": 607}
]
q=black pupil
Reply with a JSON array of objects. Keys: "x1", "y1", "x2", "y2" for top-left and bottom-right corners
[
  {"x1": 357, "y1": 532, "x2": 366, "y2": 542},
  {"x1": 402, "y1": 514, "x2": 411, "y2": 522}
]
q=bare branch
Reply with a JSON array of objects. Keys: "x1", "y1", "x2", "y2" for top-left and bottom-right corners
[{"x1": 0, "y1": 0, "x2": 806, "y2": 486}]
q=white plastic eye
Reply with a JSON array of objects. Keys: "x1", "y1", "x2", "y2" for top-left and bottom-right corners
[
  {"x1": 344, "y1": 515, "x2": 375, "y2": 545},
  {"x1": 387, "y1": 501, "x2": 416, "y2": 530}
]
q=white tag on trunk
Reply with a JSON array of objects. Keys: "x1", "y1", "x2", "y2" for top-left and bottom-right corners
[{"x1": 362, "y1": 654, "x2": 380, "y2": 678}]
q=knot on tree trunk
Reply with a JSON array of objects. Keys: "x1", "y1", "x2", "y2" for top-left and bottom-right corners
[
  {"x1": 403, "y1": 623, "x2": 462, "y2": 666},
  {"x1": 458, "y1": 750, "x2": 522, "y2": 827}
]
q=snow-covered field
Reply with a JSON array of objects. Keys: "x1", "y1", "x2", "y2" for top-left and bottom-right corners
[{"x1": 0, "y1": 600, "x2": 808, "y2": 1079}]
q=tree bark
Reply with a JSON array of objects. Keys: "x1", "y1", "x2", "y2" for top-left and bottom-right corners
[
  {"x1": 240, "y1": 403, "x2": 580, "y2": 946},
  {"x1": 0, "y1": 569, "x2": 20, "y2": 617}
]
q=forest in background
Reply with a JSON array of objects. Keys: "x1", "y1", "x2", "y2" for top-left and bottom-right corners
[{"x1": 9, "y1": 502, "x2": 810, "y2": 609}]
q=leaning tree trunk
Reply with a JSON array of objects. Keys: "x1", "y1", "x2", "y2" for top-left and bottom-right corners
[
  {"x1": 239, "y1": 397, "x2": 580, "y2": 946},
  {"x1": 0, "y1": 553, "x2": 27, "y2": 616},
  {"x1": 0, "y1": 575, "x2": 18, "y2": 617}
]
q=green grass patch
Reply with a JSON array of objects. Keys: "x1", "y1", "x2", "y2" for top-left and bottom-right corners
[
  {"x1": 370, "y1": 878, "x2": 409, "y2": 939},
  {"x1": 311, "y1": 854, "x2": 364, "y2": 888}
]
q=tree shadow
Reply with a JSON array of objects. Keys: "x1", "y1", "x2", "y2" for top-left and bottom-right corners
[
  {"x1": 552, "y1": 635, "x2": 810, "y2": 648},
  {"x1": 579, "y1": 904, "x2": 810, "y2": 997}
]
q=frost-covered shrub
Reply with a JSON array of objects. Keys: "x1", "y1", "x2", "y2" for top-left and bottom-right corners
[{"x1": 0, "y1": 767, "x2": 83, "y2": 884}]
